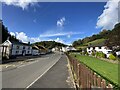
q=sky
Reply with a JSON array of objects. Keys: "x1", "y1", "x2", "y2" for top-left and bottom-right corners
[{"x1": 1, "y1": 0, "x2": 119, "y2": 45}]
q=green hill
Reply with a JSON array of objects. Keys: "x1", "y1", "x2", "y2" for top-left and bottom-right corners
[
  {"x1": 32, "y1": 41, "x2": 67, "y2": 49},
  {"x1": 85, "y1": 39, "x2": 106, "y2": 46},
  {"x1": 73, "y1": 23, "x2": 120, "y2": 50}
]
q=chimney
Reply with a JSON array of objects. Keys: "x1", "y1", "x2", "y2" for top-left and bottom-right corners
[{"x1": 28, "y1": 42, "x2": 30, "y2": 45}]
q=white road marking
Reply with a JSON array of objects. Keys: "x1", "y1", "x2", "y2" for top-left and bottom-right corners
[{"x1": 25, "y1": 56, "x2": 61, "y2": 89}]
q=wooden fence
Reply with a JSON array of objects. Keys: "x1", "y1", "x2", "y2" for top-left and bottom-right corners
[{"x1": 66, "y1": 54, "x2": 116, "y2": 90}]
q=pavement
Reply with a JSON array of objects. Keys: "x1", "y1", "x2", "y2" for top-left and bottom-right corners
[
  {"x1": 28, "y1": 54, "x2": 75, "y2": 89},
  {"x1": 2, "y1": 52, "x2": 61, "y2": 88}
]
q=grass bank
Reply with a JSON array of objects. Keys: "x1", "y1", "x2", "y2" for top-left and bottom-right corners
[{"x1": 70, "y1": 53, "x2": 118, "y2": 86}]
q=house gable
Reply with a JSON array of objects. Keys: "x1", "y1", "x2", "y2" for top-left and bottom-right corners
[{"x1": 2, "y1": 40, "x2": 12, "y2": 46}]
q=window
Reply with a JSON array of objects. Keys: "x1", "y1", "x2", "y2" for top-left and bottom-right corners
[
  {"x1": 16, "y1": 46, "x2": 19, "y2": 49},
  {"x1": 88, "y1": 47, "x2": 90, "y2": 49},
  {"x1": 23, "y1": 46, "x2": 25, "y2": 49},
  {"x1": 16, "y1": 51, "x2": 19, "y2": 54},
  {"x1": 93, "y1": 47, "x2": 95, "y2": 49},
  {"x1": 99, "y1": 47, "x2": 101, "y2": 49},
  {"x1": 28, "y1": 47, "x2": 30, "y2": 50},
  {"x1": 28, "y1": 51, "x2": 30, "y2": 53},
  {"x1": 107, "y1": 51, "x2": 112, "y2": 54}
]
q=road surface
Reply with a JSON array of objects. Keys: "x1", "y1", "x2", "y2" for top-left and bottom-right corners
[
  {"x1": 2, "y1": 52, "x2": 61, "y2": 88},
  {"x1": 29, "y1": 54, "x2": 74, "y2": 88}
]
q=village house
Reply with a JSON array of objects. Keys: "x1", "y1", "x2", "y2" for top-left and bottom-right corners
[
  {"x1": 87, "y1": 45, "x2": 112, "y2": 58},
  {"x1": 36, "y1": 45, "x2": 48, "y2": 55},
  {"x1": 1, "y1": 40, "x2": 32, "y2": 59},
  {"x1": 32, "y1": 45, "x2": 40, "y2": 56},
  {"x1": 61, "y1": 46, "x2": 76, "y2": 52}
]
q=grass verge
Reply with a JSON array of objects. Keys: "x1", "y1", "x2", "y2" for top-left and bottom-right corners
[{"x1": 70, "y1": 53, "x2": 118, "y2": 87}]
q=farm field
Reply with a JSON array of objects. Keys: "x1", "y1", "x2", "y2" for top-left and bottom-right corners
[{"x1": 70, "y1": 54, "x2": 118, "y2": 86}]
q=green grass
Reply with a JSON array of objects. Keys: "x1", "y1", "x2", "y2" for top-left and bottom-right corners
[
  {"x1": 76, "y1": 45, "x2": 87, "y2": 49},
  {"x1": 70, "y1": 54, "x2": 118, "y2": 86},
  {"x1": 85, "y1": 39, "x2": 106, "y2": 46},
  {"x1": 76, "y1": 39, "x2": 106, "y2": 49}
]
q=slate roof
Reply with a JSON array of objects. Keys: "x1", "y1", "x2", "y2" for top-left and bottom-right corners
[{"x1": 10, "y1": 41, "x2": 31, "y2": 46}]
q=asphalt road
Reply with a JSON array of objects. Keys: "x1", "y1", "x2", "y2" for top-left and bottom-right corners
[
  {"x1": 2, "y1": 52, "x2": 61, "y2": 88},
  {"x1": 29, "y1": 54, "x2": 74, "y2": 88}
]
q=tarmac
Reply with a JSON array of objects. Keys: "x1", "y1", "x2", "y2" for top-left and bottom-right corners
[{"x1": 28, "y1": 54, "x2": 75, "y2": 89}]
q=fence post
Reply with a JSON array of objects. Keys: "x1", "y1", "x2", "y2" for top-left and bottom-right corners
[
  {"x1": 93, "y1": 73, "x2": 97, "y2": 87},
  {"x1": 101, "y1": 79, "x2": 106, "y2": 88},
  {"x1": 97, "y1": 76, "x2": 101, "y2": 87},
  {"x1": 90, "y1": 70, "x2": 94, "y2": 87},
  {"x1": 77, "y1": 63, "x2": 80, "y2": 87}
]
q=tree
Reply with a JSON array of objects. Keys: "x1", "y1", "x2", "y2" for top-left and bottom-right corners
[
  {"x1": 72, "y1": 39, "x2": 83, "y2": 47},
  {"x1": 107, "y1": 23, "x2": 120, "y2": 47},
  {"x1": 1, "y1": 20, "x2": 19, "y2": 43}
]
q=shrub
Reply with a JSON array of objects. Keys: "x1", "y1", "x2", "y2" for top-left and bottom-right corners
[
  {"x1": 109, "y1": 54, "x2": 116, "y2": 60},
  {"x1": 96, "y1": 52, "x2": 106, "y2": 58},
  {"x1": 100, "y1": 52, "x2": 106, "y2": 58},
  {"x1": 96, "y1": 52, "x2": 99, "y2": 57},
  {"x1": 86, "y1": 52, "x2": 89, "y2": 55},
  {"x1": 82, "y1": 51, "x2": 86, "y2": 55},
  {"x1": 80, "y1": 52, "x2": 82, "y2": 55},
  {"x1": 92, "y1": 51, "x2": 95, "y2": 56}
]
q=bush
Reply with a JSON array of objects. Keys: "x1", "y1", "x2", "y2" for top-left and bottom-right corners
[
  {"x1": 109, "y1": 54, "x2": 116, "y2": 60},
  {"x1": 96, "y1": 52, "x2": 99, "y2": 57},
  {"x1": 80, "y1": 52, "x2": 82, "y2": 55},
  {"x1": 100, "y1": 52, "x2": 106, "y2": 58},
  {"x1": 85, "y1": 52, "x2": 89, "y2": 55},
  {"x1": 96, "y1": 52, "x2": 106, "y2": 58},
  {"x1": 92, "y1": 51, "x2": 95, "y2": 56},
  {"x1": 81, "y1": 51, "x2": 86, "y2": 55}
]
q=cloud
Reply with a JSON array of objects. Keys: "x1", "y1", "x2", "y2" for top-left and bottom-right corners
[
  {"x1": 57, "y1": 17, "x2": 66, "y2": 27},
  {"x1": 10, "y1": 32, "x2": 15, "y2": 36},
  {"x1": 67, "y1": 34, "x2": 71, "y2": 38},
  {"x1": 9, "y1": 31, "x2": 78, "y2": 45},
  {"x1": 15, "y1": 32, "x2": 29, "y2": 43},
  {"x1": 96, "y1": 0, "x2": 119, "y2": 30},
  {"x1": 54, "y1": 38, "x2": 64, "y2": 44},
  {"x1": 1, "y1": 0, "x2": 38, "y2": 10},
  {"x1": 10, "y1": 32, "x2": 40, "y2": 43},
  {"x1": 39, "y1": 31, "x2": 83, "y2": 38}
]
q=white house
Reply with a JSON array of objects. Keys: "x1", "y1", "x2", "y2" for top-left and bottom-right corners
[
  {"x1": 87, "y1": 46, "x2": 112, "y2": 58},
  {"x1": 32, "y1": 46, "x2": 40, "y2": 56},
  {"x1": 61, "y1": 46, "x2": 76, "y2": 52},
  {"x1": 52, "y1": 47, "x2": 61, "y2": 52},
  {"x1": 1, "y1": 40, "x2": 32, "y2": 59}
]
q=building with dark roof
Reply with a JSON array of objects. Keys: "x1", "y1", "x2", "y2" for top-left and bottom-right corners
[{"x1": 1, "y1": 40, "x2": 32, "y2": 59}]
